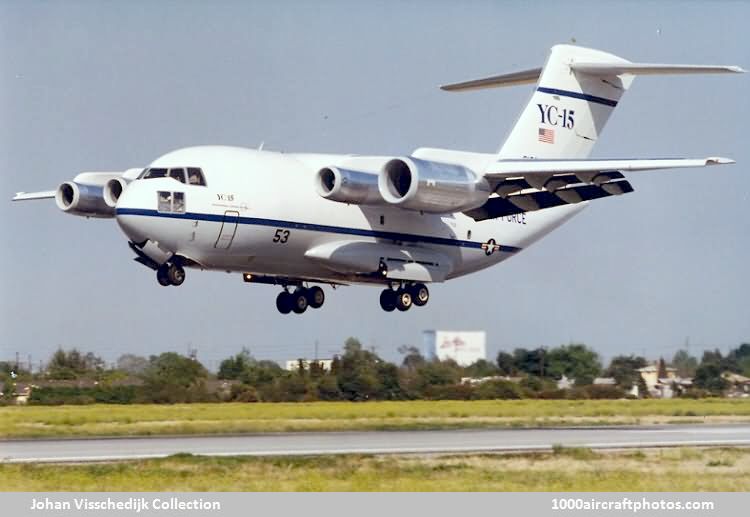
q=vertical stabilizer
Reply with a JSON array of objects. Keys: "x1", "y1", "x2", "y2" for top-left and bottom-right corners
[{"x1": 497, "y1": 45, "x2": 632, "y2": 159}]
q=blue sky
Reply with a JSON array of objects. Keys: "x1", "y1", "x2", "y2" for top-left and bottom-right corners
[{"x1": 1, "y1": 0, "x2": 748, "y2": 371}]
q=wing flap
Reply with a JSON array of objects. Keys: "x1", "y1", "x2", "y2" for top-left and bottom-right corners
[{"x1": 465, "y1": 180, "x2": 634, "y2": 221}]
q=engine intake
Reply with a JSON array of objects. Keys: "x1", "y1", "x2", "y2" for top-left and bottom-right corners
[
  {"x1": 378, "y1": 157, "x2": 490, "y2": 213},
  {"x1": 55, "y1": 181, "x2": 114, "y2": 218},
  {"x1": 103, "y1": 177, "x2": 129, "y2": 208},
  {"x1": 315, "y1": 167, "x2": 383, "y2": 205}
]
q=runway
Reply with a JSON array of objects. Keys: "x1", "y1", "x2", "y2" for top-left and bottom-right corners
[{"x1": 2, "y1": 424, "x2": 750, "y2": 463}]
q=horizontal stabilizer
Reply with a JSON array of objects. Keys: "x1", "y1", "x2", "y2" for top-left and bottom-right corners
[
  {"x1": 570, "y1": 62, "x2": 746, "y2": 76},
  {"x1": 465, "y1": 180, "x2": 634, "y2": 221},
  {"x1": 12, "y1": 191, "x2": 55, "y2": 201},
  {"x1": 440, "y1": 67, "x2": 542, "y2": 91},
  {"x1": 441, "y1": 58, "x2": 744, "y2": 93}
]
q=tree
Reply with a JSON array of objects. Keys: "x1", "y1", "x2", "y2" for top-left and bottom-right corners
[
  {"x1": 316, "y1": 375, "x2": 342, "y2": 401},
  {"x1": 657, "y1": 357, "x2": 668, "y2": 379},
  {"x1": 335, "y1": 338, "x2": 383, "y2": 401},
  {"x1": 398, "y1": 346, "x2": 425, "y2": 371},
  {"x1": 604, "y1": 355, "x2": 648, "y2": 389},
  {"x1": 693, "y1": 363, "x2": 729, "y2": 393},
  {"x1": 545, "y1": 344, "x2": 602, "y2": 384},
  {"x1": 217, "y1": 349, "x2": 252, "y2": 380},
  {"x1": 140, "y1": 352, "x2": 209, "y2": 403},
  {"x1": 116, "y1": 354, "x2": 149, "y2": 376},
  {"x1": 47, "y1": 348, "x2": 105, "y2": 379},
  {"x1": 496, "y1": 351, "x2": 516, "y2": 376},
  {"x1": 671, "y1": 349, "x2": 698, "y2": 378},
  {"x1": 727, "y1": 343, "x2": 750, "y2": 376},
  {"x1": 464, "y1": 359, "x2": 500, "y2": 378},
  {"x1": 512, "y1": 348, "x2": 549, "y2": 377}
]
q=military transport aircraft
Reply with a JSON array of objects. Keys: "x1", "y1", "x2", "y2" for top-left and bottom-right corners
[{"x1": 13, "y1": 45, "x2": 744, "y2": 314}]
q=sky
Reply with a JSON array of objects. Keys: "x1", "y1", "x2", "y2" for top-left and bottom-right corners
[{"x1": 1, "y1": 0, "x2": 748, "y2": 372}]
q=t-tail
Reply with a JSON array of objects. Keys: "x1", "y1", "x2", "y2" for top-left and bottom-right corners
[{"x1": 441, "y1": 44, "x2": 744, "y2": 160}]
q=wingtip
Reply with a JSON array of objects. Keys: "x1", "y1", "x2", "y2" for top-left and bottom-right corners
[
  {"x1": 728, "y1": 65, "x2": 746, "y2": 73},
  {"x1": 706, "y1": 157, "x2": 735, "y2": 165}
]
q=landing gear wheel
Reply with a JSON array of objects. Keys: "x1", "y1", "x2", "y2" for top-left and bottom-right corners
[
  {"x1": 167, "y1": 264, "x2": 185, "y2": 286},
  {"x1": 410, "y1": 283, "x2": 429, "y2": 307},
  {"x1": 396, "y1": 289, "x2": 413, "y2": 312},
  {"x1": 291, "y1": 289, "x2": 309, "y2": 314},
  {"x1": 306, "y1": 286, "x2": 325, "y2": 309},
  {"x1": 156, "y1": 265, "x2": 171, "y2": 286},
  {"x1": 276, "y1": 291, "x2": 292, "y2": 314},
  {"x1": 379, "y1": 289, "x2": 396, "y2": 312}
]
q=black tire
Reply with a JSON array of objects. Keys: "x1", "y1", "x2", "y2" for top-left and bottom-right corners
[
  {"x1": 291, "y1": 289, "x2": 308, "y2": 314},
  {"x1": 276, "y1": 291, "x2": 292, "y2": 314},
  {"x1": 306, "y1": 286, "x2": 325, "y2": 309},
  {"x1": 410, "y1": 283, "x2": 430, "y2": 307},
  {"x1": 379, "y1": 289, "x2": 396, "y2": 312},
  {"x1": 396, "y1": 289, "x2": 413, "y2": 312},
  {"x1": 167, "y1": 264, "x2": 185, "y2": 286},
  {"x1": 156, "y1": 265, "x2": 171, "y2": 286}
]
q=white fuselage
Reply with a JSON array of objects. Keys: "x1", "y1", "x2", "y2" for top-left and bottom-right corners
[{"x1": 115, "y1": 146, "x2": 584, "y2": 286}]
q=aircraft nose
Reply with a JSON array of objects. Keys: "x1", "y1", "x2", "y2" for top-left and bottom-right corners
[{"x1": 114, "y1": 183, "x2": 149, "y2": 243}]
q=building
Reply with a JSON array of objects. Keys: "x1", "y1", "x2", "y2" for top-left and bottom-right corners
[
  {"x1": 722, "y1": 372, "x2": 750, "y2": 398},
  {"x1": 423, "y1": 330, "x2": 486, "y2": 366},
  {"x1": 284, "y1": 359, "x2": 333, "y2": 372},
  {"x1": 637, "y1": 364, "x2": 692, "y2": 398}
]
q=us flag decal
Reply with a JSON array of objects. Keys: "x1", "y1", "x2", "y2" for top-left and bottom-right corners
[{"x1": 538, "y1": 127, "x2": 555, "y2": 143}]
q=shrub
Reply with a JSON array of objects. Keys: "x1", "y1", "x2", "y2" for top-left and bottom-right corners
[{"x1": 472, "y1": 380, "x2": 524, "y2": 400}]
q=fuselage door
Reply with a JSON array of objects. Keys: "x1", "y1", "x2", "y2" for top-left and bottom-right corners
[{"x1": 214, "y1": 210, "x2": 240, "y2": 249}]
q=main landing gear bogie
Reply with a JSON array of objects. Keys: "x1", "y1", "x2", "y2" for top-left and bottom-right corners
[
  {"x1": 276, "y1": 286, "x2": 326, "y2": 315},
  {"x1": 379, "y1": 283, "x2": 429, "y2": 312},
  {"x1": 156, "y1": 262, "x2": 185, "y2": 287}
]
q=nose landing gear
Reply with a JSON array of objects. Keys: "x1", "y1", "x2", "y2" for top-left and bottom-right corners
[
  {"x1": 379, "y1": 283, "x2": 429, "y2": 312},
  {"x1": 156, "y1": 262, "x2": 185, "y2": 287},
  {"x1": 276, "y1": 286, "x2": 326, "y2": 315}
]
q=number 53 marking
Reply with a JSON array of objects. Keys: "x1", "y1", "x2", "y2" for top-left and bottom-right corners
[{"x1": 273, "y1": 229, "x2": 290, "y2": 243}]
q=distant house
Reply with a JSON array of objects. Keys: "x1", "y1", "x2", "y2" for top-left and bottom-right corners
[
  {"x1": 284, "y1": 359, "x2": 333, "y2": 372},
  {"x1": 460, "y1": 375, "x2": 523, "y2": 386},
  {"x1": 556, "y1": 375, "x2": 574, "y2": 390},
  {"x1": 722, "y1": 372, "x2": 750, "y2": 398},
  {"x1": 11, "y1": 383, "x2": 32, "y2": 404},
  {"x1": 637, "y1": 364, "x2": 692, "y2": 398},
  {"x1": 593, "y1": 377, "x2": 616, "y2": 386}
]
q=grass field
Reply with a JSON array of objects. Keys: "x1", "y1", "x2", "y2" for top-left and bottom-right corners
[
  {"x1": 1, "y1": 399, "x2": 749, "y2": 439},
  {"x1": 2, "y1": 447, "x2": 749, "y2": 491}
]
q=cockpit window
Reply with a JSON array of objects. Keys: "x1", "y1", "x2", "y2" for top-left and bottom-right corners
[
  {"x1": 187, "y1": 167, "x2": 206, "y2": 186},
  {"x1": 139, "y1": 166, "x2": 206, "y2": 186},
  {"x1": 143, "y1": 168, "x2": 167, "y2": 179},
  {"x1": 169, "y1": 167, "x2": 186, "y2": 183}
]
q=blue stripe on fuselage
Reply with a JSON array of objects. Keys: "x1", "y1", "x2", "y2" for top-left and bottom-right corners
[
  {"x1": 115, "y1": 208, "x2": 523, "y2": 254},
  {"x1": 536, "y1": 86, "x2": 618, "y2": 107}
]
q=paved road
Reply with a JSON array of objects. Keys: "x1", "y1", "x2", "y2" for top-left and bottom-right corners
[{"x1": 2, "y1": 424, "x2": 749, "y2": 463}]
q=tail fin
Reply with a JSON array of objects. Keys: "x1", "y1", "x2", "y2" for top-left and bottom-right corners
[{"x1": 441, "y1": 44, "x2": 743, "y2": 160}]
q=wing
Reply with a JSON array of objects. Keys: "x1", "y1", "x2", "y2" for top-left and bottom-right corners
[
  {"x1": 12, "y1": 191, "x2": 56, "y2": 201},
  {"x1": 466, "y1": 156, "x2": 734, "y2": 221}
]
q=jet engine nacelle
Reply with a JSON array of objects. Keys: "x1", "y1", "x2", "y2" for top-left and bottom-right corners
[
  {"x1": 55, "y1": 181, "x2": 115, "y2": 218},
  {"x1": 103, "y1": 177, "x2": 130, "y2": 208},
  {"x1": 378, "y1": 157, "x2": 490, "y2": 213},
  {"x1": 315, "y1": 166, "x2": 384, "y2": 205}
]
